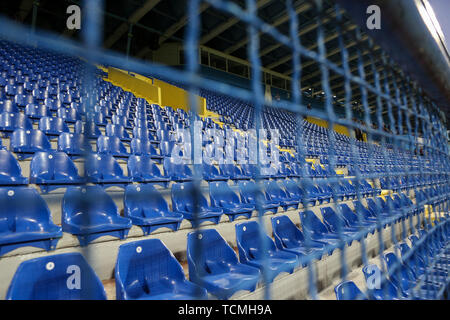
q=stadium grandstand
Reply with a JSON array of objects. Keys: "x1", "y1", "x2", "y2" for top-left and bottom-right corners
[{"x1": 0, "y1": 0, "x2": 448, "y2": 303}]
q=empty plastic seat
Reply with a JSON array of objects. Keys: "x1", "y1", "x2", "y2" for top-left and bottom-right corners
[
  {"x1": 0, "y1": 187, "x2": 62, "y2": 256},
  {"x1": 271, "y1": 215, "x2": 326, "y2": 264},
  {"x1": 130, "y1": 138, "x2": 163, "y2": 161},
  {"x1": 235, "y1": 221, "x2": 298, "y2": 283},
  {"x1": 264, "y1": 180, "x2": 299, "y2": 211},
  {"x1": 124, "y1": 184, "x2": 183, "y2": 235},
  {"x1": 97, "y1": 135, "x2": 130, "y2": 158},
  {"x1": 57, "y1": 107, "x2": 80, "y2": 123},
  {"x1": 106, "y1": 124, "x2": 131, "y2": 142},
  {"x1": 10, "y1": 129, "x2": 52, "y2": 159},
  {"x1": 0, "y1": 100, "x2": 19, "y2": 113},
  {"x1": 202, "y1": 162, "x2": 229, "y2": 181},
  {"x1": 219, "y1": 163, "x2": 250, "y2": 180},
  {"x1": 6, "y1": 253, "x2": 107, "y2": 300},
  {"x1": 0, "y1": 149, "x2": 28, "y2": 185},
  {"x1": 62, "y1": 186, "x2": 132, "y2": 246},
  {"x1": 237, "y1": 180, "x2": 279, "y2": 214},
  {"x1": 30, "y1": 151, "x2": 84, "y2": 192},
  {"x1": 187, "y1": 229, "x2": 260, "y2": 299},
  {"x1": 25, "y1": 103, "x2": 48, "y2": 120},
  {"x1": 299, "y1": 210, "x2": 343, "y2": 250},
  {"x1": 335, "y1": 281, "x2": 367, "y2": 300},
  {"x1": 209, "y1": 181, "x2": 255, "y2": 221},
  {"x1": 0, "y1": 111, "x2": 33, "y2": 133},
  {"x1": 38, "y1": 116, "x2": 70, "y2": 136},
  {"x1": 362, "y1": 264, "x2": 402, "y2": 300},
  {"x1": 58, "y1": 133, "x2": 91, "y2": 158},
  {"x1": 115, "y1": 239, "x2": 207, "y2": 300},
  {"x1": 127, "y1": 155, "x2": 169, "y2": 186},
  {"x1": 171, "y1": 182, "x2": 223, "y2": 226},
  {"x1": 320, "y1": 207, "x2": 360, "y2": 244},
  {"x1": 85, "y1": 153, "x2": 130, "y2": 188},
  {"x1": 163, "y1": 157, "x2": 193, "y2": 182},
  {"x1": 75, "y1": 121, "x2": 101, "y2": 139}
]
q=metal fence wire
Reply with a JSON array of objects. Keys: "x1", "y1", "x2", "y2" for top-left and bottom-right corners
[{"x1": 0, "y1": 0, "x2": 448, "y2": 300}]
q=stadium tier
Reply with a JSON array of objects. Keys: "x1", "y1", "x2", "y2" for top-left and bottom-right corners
[{"x1": 0, "y1": 0, "x2": 448, "y2": 302}]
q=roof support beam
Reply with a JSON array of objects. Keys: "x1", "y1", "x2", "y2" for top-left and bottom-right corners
[
  {"x1": 17, "y1": 0, "x2": 34, "y2": 22},
  {"x1": 104, "y1": 0, "x2": 161, "y2": 48},
  {"x1": 159, "y1": 2, "x2": 210, "y2": 45},
  {"x1": 265, "y1": 20, "x2": 355, "y2": 70},
  {"x1": 199, "y1": 0, "x2": 272, "y2": 45},
  {"x1": 224, "y1": 1, "x2": 312, "y2": 54}
]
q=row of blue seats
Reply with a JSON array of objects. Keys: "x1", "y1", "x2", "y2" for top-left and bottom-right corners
[
  {"x1": 8, "y1": 210, "x2": 437, "y2": 300},
  {"x1": 335, "y1": 224, "x2": 449, "y2": 299},
  {"x1": 0, "y1": 179, "x2": 418, "y2": 255}
]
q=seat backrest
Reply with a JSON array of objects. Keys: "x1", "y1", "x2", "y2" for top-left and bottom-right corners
[
  {"x1": 271, "y1": 215, "x2": 304, "y2": 249},
  {"x1": 6, "y1": 252, "x2": 106, "y2": 300},
  {"x1": 335, "y1": 281, "x2": 366, "y2": 300},
  {"x1": 209, "y1": 181, "x2": 240, "y2": 206},
  {"x1": 236, "y1": 221, "x2": 276, "y2": 261},
  {"x1": 171, "y1": 182, "x2": 208, "y2": 212},
  {"x1": 0, "y1": 149, "x2": 24, "y2": 180},
  {"x1": 11, "y1": 128, "x2": 51, "y2": 150},
  {"x1": 265, "y1": 180, "x2": 286, "y2": 199},
  {"x1": 115, "y1": 239, "x2": 185, "y2": 299},
  {"x1": 187, "y1": 229, "x2": 239, "y2": 278},
  {"x1": 124, "y1": 184, "x2": 169, "y2": 218},
  {"x1": 0, "y1": 112, "x2": 33, "y2": 130},
  {"x1": 321, "y1": 207, "x2": 348, "y2": 232},
  {"x1": 339, "y1": 203, "x2": 358, "y2": 225},
  {"x1": 30, "y1": 151, "x2": 80, "y2": 180},
  {"x1": 39, "y1": 116, "x2": 69, "y2": 133},
  {"x1": 130, "y1": 138, "x2": 154, "y2": 156},
  {"x1": 62, "y1": 186, "x2": 119, "y2": 221},
  {"x1": 85, "y1": 153, "x2": 125, "y2": 178},
  {"x1": 58, "y1": 133, "x2": 90, "y2": 154},
  {"x1": 299, "y1": 210, "x2": 329, "y2": 235},
  {"x1": 97, "y1": 135, "x2": 128, "y2": 154}
]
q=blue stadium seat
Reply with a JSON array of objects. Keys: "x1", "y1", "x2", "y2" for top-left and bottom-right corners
[
  {"x1": 85, "y1": 153, "x2": 130, "y2": 188},
  {"x1": 97, "y1": 135, "x2": 131, "y2": 158},
  {"x1": 75, "y1": 120, "x2": 101, "y2": 139},
  {"x1": 0, "y1": 100, "x2": 19, "y2": 113},
  {"x1": 202, "y1": 162, "x2": 229, "y2": 181},
  {"x1": 235, "y1": 221, "x2": 298, "y2": 283},
  {"x1": 334, "y1": 281, "x2": 367, "y2": 300},
  {"x1": 57, "y1": 107, "x2": 81, "y2": 123},
  {"x1": 163, "y1": 157, "x2": 193, "y2": 182},
  {"x1": 106, "y1": 124, "x2": 132, "y2": 142},
  {"x1": 30, "y1": 151, "x2": 84, "y2": 193},
  {"x1": 62, "y1": 186, "x2": 132, "y2": 246},
  {"x1": 6, "y1": 253, "x2": 107, "y2": 300},
  {"x1": 339, "y1": 203, "x2": 376, "y2": 232},
  {"x1": 0, "y1": 149, "x2": 28, "y2": 185},
  {"x1": 57, "y1": 133, "x2": 91, "y2": 158},
  {"x1": 0, "y1": 111, "x2": 33, "y2": 134},
  {"x1": 237, "y1": 180, "x2": 279, "y2": 214},
  {"x1": 320, "y1": 207, "x2": 360, "y2": 244},
  {"x1": 219, "y1": 163, "x2": 251, "y2": 181},
  {"x1": 127, "y1": 155, "x2": 169, "y2": 186},
  {"x1": 115, "y1": 239, "x2": 207, "y2": 300},
  {"x1": 209, "y1": 181, "x2": 255, "y2": 221},
  {"x1": 130, "y1": 138, "x2": 163, "y2": 161},
  {"x1": 271, "y1": 215, "x2": 326, "y2": 264},
  {"x1": 10, "y1": 129, "x2": 52, "y2": 159},
  {"x1": 0, "y1": 187, "x2": 62, "y2": 256},
  {"x1": 187, "y1": 229, "x2": 260, "y2": 299},
  {"x1": 124, "y1": 184, "x2": 183, "y2": 235},
  {"x1": 299, "y1": 210, "x2": 343, "y2": 250},
  {"x1": 264, "y1": 180, "x2": 299, "y2": 211},
  {"x1": 361, "y1": 264, "x2": 402, "y2": 300},
  {"x1": 38, "y1": 116, "x2": 70, "y2": 136},
  {"x1": 171, "y1": 182, "x2": 223, "y2": 226},
  {"x1": 25, "y1": 103, "x2": 48, "y2": 120}
]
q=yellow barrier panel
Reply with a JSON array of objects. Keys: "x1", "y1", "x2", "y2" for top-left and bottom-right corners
[
  {"x1": 107, "y1": 67, "x2": 161, "y2": 105},
  {"x1": 153, "y1": 79, "x2": 206, "y2": 115},
  {"x1": 306, "y1": 116, "x2": 350, "y2": 137}
]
